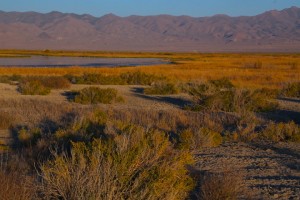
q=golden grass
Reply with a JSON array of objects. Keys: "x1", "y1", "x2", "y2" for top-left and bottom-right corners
[{"x1": 0, "y1": 50, "x2": 299, "y2": 89}]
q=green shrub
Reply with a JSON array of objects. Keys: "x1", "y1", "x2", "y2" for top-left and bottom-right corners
[
  {"x1": 144, "y1": 82, "x2": 178, "y2": 95},
  {"x1": 39, "y1": 125, "x2": 194, "y2": 200},
  {"x1": 260, "y1": 121, "x2": 300, "y2": 142},
  {"x1": 281, "y1": 82, "x2": 300, "y2": 98},
  {"x1": 74, "y1": 87, "x2": 123, "y2": 104},
  {"x1": 18, "y1": 80, "x2": 51, "y2": 95}
]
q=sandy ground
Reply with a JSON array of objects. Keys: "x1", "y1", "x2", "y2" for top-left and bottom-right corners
[
  {"x1": 0, "y1": 83, "x2": 300, "y2": 199},
  {"x1": 196, "y1": 142, "x2": 300, "y2": 199},
  {"x1": 0, "y1": 83, "x2": 191, "y2": 110}
]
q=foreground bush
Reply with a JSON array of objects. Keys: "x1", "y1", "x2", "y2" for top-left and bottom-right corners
[
  {"x1": 39, "y1": 126, "x2": 194, "y2": 200},
  {"x1": 144, "y1": 82, "x2": 178, "y2": 95},
  {"x1": 73, "y1": 87, "x2": 124, "y2": 104},
  {"x1": 18, "y1": 80, "x2": 51, "y2": 95}
]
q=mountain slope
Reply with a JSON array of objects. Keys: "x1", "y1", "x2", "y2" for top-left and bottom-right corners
[{"x1": 0, "y1": 7, "x2": 299, "y2": 52}]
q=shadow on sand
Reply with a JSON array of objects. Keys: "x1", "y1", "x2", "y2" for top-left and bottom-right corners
[
  {"x1": 131, "y1": 87, "x2": 192, "y2": 108},
  {"x1": 260, "y1": 109, "x2": 300, "y2": 125}
]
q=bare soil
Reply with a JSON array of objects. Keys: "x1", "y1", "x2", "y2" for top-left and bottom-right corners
[{"x1": 196, "y1": 142, "x2": 300, "y2": 199}]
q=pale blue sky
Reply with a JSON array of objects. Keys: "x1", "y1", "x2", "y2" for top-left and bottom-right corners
[{"x1": 1, "y1": 0, "x2": 299, "y2": 17}]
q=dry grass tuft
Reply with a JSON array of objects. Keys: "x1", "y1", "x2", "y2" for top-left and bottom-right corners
[
  {"x1": 198, "y1": 171, "x2": 246, "y2": 200},
  {"x1": 0, "y1": 170, "x2": 35, "y2": 200}
]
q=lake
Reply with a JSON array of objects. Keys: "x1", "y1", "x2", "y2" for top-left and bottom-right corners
[{"x1": 0, "y1": 56, "x2": 169, "y2": 67}]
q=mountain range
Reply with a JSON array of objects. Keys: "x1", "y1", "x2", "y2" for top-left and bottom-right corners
[{"x1": 0, "y1": 7, "x2": 300, "y2": 52}]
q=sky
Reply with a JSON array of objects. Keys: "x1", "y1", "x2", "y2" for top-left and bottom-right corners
[{"x1": 0, "y1": 0, "x2": 300, "y2": 17}]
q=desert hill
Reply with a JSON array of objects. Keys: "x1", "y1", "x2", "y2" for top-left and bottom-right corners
[{"x1": 0, "y1": 7, "x2": 299, "y2": 52}]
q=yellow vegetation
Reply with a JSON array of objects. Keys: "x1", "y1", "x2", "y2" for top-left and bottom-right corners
[{"x1": 0, "y1": 50, "x2": 299, "y2": 89}]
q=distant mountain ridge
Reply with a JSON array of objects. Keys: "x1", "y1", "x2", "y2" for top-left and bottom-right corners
[{"x1": 0, "y1": 7, "x2": 300, "y2": 52}]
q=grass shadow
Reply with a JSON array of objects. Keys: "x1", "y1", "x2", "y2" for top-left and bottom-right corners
[
  {"x1": 61, "y1": 91, "x2": 78, "y2": 102},
  {"x1": 260, "y1": 109, "x2": 300, "y2": 124},
  {"x1": 131, "y1": 87, "x2": 192, "y2": 108},
  {"x1": 278, "y1": 97, "x2": 300, "y2": 104}
]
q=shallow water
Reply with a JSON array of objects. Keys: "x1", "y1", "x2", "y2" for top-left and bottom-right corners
[{"x1": 0, "y1": 56, "x2": 168, "y2": 67}]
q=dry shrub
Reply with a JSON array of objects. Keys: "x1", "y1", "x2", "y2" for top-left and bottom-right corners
[
  {"x1": 18, "y1": 79, "x2": 51, "y2": 95},
  {"x1": 281, "y1": 82, "x2": 300, "y2": 98},
  {"x1": 120, "y1": 71, "x2": 164, "y2": 85},
  {"x1": 228, "y1": 120, "x2": 300, "y2": 143},
  {"x1": 178, "y1": 128, "x2": 222, "y2": 151},
  {"x1": 39, "y1": 125, "x2": 194, "y2": 200},
  {"x1": 18, "y1": 76, "x2": 70, "y2": 95},
  {"x1": 233, "y1": 89, "x2": 278, "y2": 113},
  {"x1": 226, "y1": 112, "x2": 261, "y2": 142},
  {"x1": 39, "y1": 76, "x2": 71, "y2": 89},
  {"x1": 261, "y1": 121, "x2": 300, "y2": 142},
  {"x1": 74, "y1": 87, "x2": 124, "y2": 104},
  {"x1": 0, "y1": 74, "x2": 22, "y2": 84},
  {"x1": 106, "y1": 108, "x2": 237, "y2": 134},
  {"x1": 65, "y1": 73, "x2": 125, "y2": 85},
  {"x1": 186, "y1": 79, "x2": 278, "y2": 113},
  {"x1": 66, "y1": 71, "x2": 164, "y2": 86},
  {"x1": 198, "y1": 171, "x2": 245, "y2": 200}
]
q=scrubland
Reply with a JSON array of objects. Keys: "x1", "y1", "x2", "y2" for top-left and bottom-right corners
[{"x1": 0, "y1": 50, "x2": 299, "y2": 199}]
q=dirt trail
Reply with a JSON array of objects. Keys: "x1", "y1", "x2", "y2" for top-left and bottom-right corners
[{"x1": 196, "y1": 142, "x2": 300, "y2": 199}]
